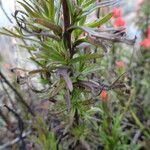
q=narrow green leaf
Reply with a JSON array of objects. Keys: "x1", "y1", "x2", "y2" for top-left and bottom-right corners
[
  {"x1": 48, "y1": 0, "x2": 55, "y2": 21},
  {"x1": 55, "y1": 0, "x2": 61, "y2": 25},
  {"x1": 73, "y1": 38, "x2": 87, "y2": 48},
  {"x1": 66, "y1": 0, "x2": 74, "y2": 16},
  {"x1": 19, "y1": 45, "x2": 37, "y2": 51},
  {"x1": 34, "y1": 18, "x2": 62, "y2": 35},
  {"x1": 0, "y1": 28, "x2": 40, "y2": 43},
  {"x1": 81, "y1": 65, "x2": 104, "y2": 75},
  {"x1": 78, "y1": 0, "x2": 119, "y2": 20},
  {"x1": 0, "y1": 28, "x2": 22, "y2": 38},
  {"x1": 69, "y1": 54, "x2": 102, "y2": 64},
  {"x1": 82, "y1": 0, "x2": 96, "y2": 8},
  {"x1": 85, "y1": 13, "x2": 113, "y2": 28},
  {"x1": 18, "y1": 1, "x2": 39, "y2": 17},
  {"x1": 29, "y1": 69, "x2": 46, "y2": 75}
]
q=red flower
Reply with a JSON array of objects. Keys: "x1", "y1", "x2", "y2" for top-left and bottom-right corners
[
  {"x1": 60, "y1": 14, "x2": 64, "y2": 20},
  {"x1": 3, "y1": 63, "x2": 12, "y2": 69},
  {"x1": 112, "y1": 8, "x2": 123, "y2": 18},
  {"x1": 100, "y1": 90, "x2": 108, "y2": 101},
  {"x1": 147, "y1": 27, "x2": 150, "y2": 39},
  {"x1": 140, "y1": 38, "x2": 150, "y2": 48},
  {"x1": 116, "y1": 61, "x2": 125, "y2": 68},
  {"x1": 138, "y1": 0, "x2": 144, "y2": 5},
  {"x1": 114, "y1": 17, "x2": 126, "y2": 27}
]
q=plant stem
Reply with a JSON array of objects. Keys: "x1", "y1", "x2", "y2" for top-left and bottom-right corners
[
  {"x1": 62, "y1": 0, "x2": 73, "y2": 58},
  {"x1": 131, "y1": 110, "x2": 150, "y2": 138},
  {"x1": 74, "y1": 108, "x2": 79, "y2": 125}
]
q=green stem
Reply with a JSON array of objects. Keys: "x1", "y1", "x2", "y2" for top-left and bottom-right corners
[{"x1": 131, "y1": 110, "x2": 150, "y2": 138}]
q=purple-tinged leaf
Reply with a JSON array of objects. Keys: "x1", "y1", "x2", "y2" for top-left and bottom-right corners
[
  {"x1": 68, "y1": 26, "x2": 136, "y2": 45},
  {"x1": 78, "y1": 80, "x2": 100, "y2": 95},
  {"x1": 57, "y1": 68, "x2": 73, "y2": 92},
  {"x1": 64, "y1": 90, "x2": 71, "y2": 112}
]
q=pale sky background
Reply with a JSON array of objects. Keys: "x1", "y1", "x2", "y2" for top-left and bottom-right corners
[{"x1": 0, "y1": 0, "x2": 15, "y2": 27}]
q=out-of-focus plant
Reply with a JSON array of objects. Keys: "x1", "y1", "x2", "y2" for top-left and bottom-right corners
[
  {"x1": 136, "y1": 0, "x2": 150, "y2": 123},
  {"x1": 31, "y1": 117, "x2": 59, "y2": 150}
]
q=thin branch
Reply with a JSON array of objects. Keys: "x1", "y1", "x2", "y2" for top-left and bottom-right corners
[
  {"x1": 0, "y1": 131, "x2": 31, "y2": 150},
  {"x1": 0, "y1": 80, "x2": 16, "y2": 109},
  {"x1": 4, "y1": 105, "x2": 26, "y2": 150},
  {"x1": 0, "y1": 109, "x2": 10, "y2": 125},
  {"x1": 14, "y1": 10, "x2": 60, "y2": 41},
  {"x1": 0, "y1": 71, "x2": 34, "y2": 116}
]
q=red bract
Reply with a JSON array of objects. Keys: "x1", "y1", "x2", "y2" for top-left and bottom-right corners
[
  {"x1": 112, "y1": 8, "x2": 123, "y2": 18},
  {"x1": 116, "y1": 61, "x2": 125, "y2": 68},
  {"x1": 100, "y1": 90, "x2": 108, "y2": 101},
  {"x1": 138, "y1": 0, "x2": 144, "y2": 5},
  {"x1": 3, "y1": 63, "x2": 12, "y2": 69},
  {"x1": 140, "y1": 38, "x2": 150, "y2": 48},
  {"x1": 114, "y1": 17, "x2": 126, "y2": 27}
]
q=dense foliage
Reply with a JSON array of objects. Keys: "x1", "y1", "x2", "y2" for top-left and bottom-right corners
[{"x1": 0, "y1": 0, "x2": 149, "y2": 150}]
